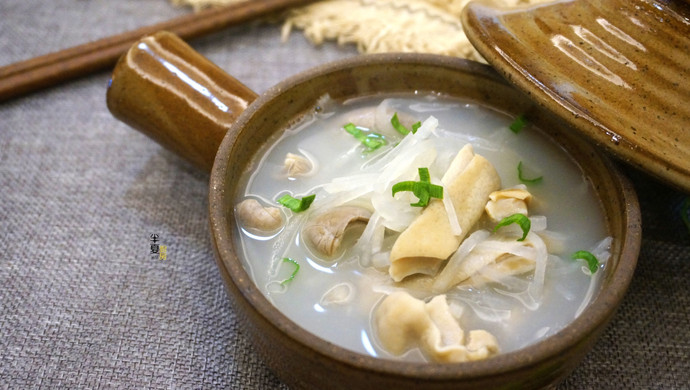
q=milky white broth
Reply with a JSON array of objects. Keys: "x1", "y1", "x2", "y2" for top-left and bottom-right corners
[{"x1": 234, "y1": 94, "x2": 608, "y2": 361}]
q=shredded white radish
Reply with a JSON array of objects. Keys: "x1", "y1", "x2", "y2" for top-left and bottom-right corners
[
  {"x1": 430, "y1": 171, "x2": 462, "y2": 236},
  {"x1": 441, "y1": 190, "x2": 462, "y2": 235},
  {"x1": 590, "y1": 236, "x2": 613, "y2": 266},
  {"x1": 476, "y1": 266, "x2": 530, "y2": 289},
  {"x1": 371, "y1": 192, "x2": 420, "y2": 231},
  {"x1": 292, "y1": 110, "x2": 563, "y2": 314},
  {"x1": 355, "y1": 211, "x2": 380, "y2": 248},
  {"x1": 494, "y1": 284, "x2": 541, "y2": 311},
  {"x1": 352, "y1": 211, "x2": 386, "y2": 267},
  {"x1": 269, "y1": 213, "x2": 306, "y2": 277},
  {"x1": 297, "y1": 147, "x2": 320, "y2": 177},
  {"x1": 366, "y1": 116, "x2": 438, "y2": 171},
  {"x1": 433, "y1": 227, "x2": 549, "y2": 311},
  {"x1": 526, "y1": 231, "x2": 549, "y2": 302},
  {"x1": 317, "y1": 116, "x2": 450, "y2": 233},
  {"x1": 476, "y1": 239, "x2": 538, "y2": 260},
  {"x1": 370, "y1": 215, "x2": 386, "y2": 255},
  {"x1": 449, "y1": 287, "x2": 513, "y2": 323},
  {"x1": 411, "y1": 115, "x2": 437, "y2": 139},
  {"x1": 309, "y1": 188, "x2": 373, "y2": 213},
  {"x1": 374, "y1": 139, "x2": 437, "y2": 192},
  {"x1": 529, "y1": 215, "x2": 548, "y2": 232},
  {"x1": 322, "y1": 173, "x2": 378, "y2": 193},
  {"x1": 536, "y1": 229, "x2": 567, "y2": 254},
  {"x1": 432, "y1": 229, "x2": 491, "y2": 292},
  {"x1": 574, "y1": 236, "x2": 612, "y2": 316}
]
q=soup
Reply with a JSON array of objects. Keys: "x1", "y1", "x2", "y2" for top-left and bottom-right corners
[{"x1": 233, "y1": 94, "x2": 610, "y2": 362}]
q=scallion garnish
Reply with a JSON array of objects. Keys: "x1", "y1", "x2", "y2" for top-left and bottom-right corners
[
  {"x1": 280, "y1": 257, "x2": 300, "y2": 285},
  {"x1": 509, "y1": 114, "x2": 527, "y2": 134},
  {"x1": 681, "y1": 197, "x2": 690, "y2": 236},
  {"x1": 517, "y1": 161, "x2": 543, "y2": 184},
  {"x1": 392, "y1": 167, "x2": 443, "y2": 207},
  {"x1": 344, "y1": 123, "x2": 386, "y2": 151},
  {"x1": 571, "y1": 250, "x2": 600, "y2": 274},
  {"x1": 391, "y1": 113, "x2": 421, "y2": 136},
  {"x1": 493, "y1": 213, "x2": 530, "y2": 241},
  {"x1": 278, "y1": 194, "x2": 315, "y2": 212}
]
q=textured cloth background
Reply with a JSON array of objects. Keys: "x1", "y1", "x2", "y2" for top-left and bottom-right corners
[{"x1": 0, "y1": 0, "x2": 688, "y2": 389}]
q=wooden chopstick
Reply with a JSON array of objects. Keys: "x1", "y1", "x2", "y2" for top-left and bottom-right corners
[{"x1": 0, "y1": 0, "x2": 317, "y2": 103}]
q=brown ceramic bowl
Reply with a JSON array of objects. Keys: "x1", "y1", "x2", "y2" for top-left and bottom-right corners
[{"x1": 107, "y1": 31, "x2": 641, "y2": 389}]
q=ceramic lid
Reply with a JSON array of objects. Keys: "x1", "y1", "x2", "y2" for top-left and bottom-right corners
[{"x1": 462, "y1": 0, "x2": 690, "y2": 192}]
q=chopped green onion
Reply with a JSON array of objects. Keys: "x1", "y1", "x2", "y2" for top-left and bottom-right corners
[
  {"x1": 391, "y1": 113, "x2": 421, "y2": 135},
  {"x1": 517, "y1": 161, "x2": 543, "y2": 184},
  {"x1": 344, "y1": 123, "x2": 386, "y2": 151},
  {"x1": 391, "y1": 113, "x2": 408, "y2": 135},
  {"x1": 571, "y1": 250, "x2": 600, "y2": 274},
  {"x1": 493, "y1": 213, "x2": 531, "y2": 241},
  {"x1": 392, "y1": 167, "x2": 443, "y2": 207},
  {"x1": 509, "y1": 114, "x2": 527, "y2": 134},
  {"x1": 280, "y1": 257, "x2": 300, "y2": 285},
  {"x1": 418, "y1": 166, "x2": 431, "y2": 182},
  {"x1": 278, "y1": 194, "x2": 315, "y2": 212},
  {"x1": 681, "y1": 197, "x2": 690, "y2": 236},
  {"x1": 392, "y1": 181, "x2": 430, "y2": 206},
  {"x1": 411, "y1": 121, "x2": 421, "y2": 133}
]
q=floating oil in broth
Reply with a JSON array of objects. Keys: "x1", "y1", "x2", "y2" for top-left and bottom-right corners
[{"x1": 235, "y1": 94, "x2": 609, "y2": 361}]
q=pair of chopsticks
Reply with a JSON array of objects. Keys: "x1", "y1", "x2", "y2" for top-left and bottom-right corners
[{"x1": 0, "y1": 0, "x2": 317, "y2": 103}]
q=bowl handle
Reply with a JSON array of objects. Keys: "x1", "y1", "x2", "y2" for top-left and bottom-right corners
[{"x1": 106, "y1": 31, "x2": 258, "y2": 172}]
